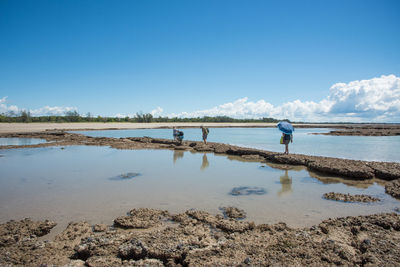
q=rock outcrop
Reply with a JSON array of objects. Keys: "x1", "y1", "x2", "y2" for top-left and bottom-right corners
[{"x1": 1, "y1": 210, "x2": 400, "y2": 266}]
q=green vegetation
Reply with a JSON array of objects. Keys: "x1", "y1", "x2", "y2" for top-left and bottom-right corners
[{"x1": 0, "y1": 111, "x2": 283, "y2": 123}]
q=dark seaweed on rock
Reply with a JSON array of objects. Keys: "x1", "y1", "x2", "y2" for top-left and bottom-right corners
[
  {"x1": 230, "y1": 186, "x2": 267, "y2": 196},
  {"x1": 109, "y1": 172, "x2": 141, "y2": 181}
]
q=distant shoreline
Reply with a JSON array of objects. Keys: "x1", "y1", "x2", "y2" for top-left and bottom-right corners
[{"x1": 1, "y1": 122, "x2": 400, "y2": 135}]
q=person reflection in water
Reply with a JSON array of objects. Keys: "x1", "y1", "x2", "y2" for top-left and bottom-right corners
[
  {"x1": 278, "y1": 170, "x2": 292, "y2": 196},
  {"x1": 173, "y1": 150, "x2": 184, "y2": 164},
  {"x1": 200, "y1": 153, "x2": 209, "y2": 170}
]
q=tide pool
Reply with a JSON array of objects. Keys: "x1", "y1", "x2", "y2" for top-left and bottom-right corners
[{"x1": 0, "y1": 146, "x2": 398, "y2": 237}]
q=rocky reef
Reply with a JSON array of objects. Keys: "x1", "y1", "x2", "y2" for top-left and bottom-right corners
[
  {"x1": 323, "y1": 192, "x2": 380, "y2": 203},
  {"x1": 1, "y1": 208, "x2": 399, "y2": 266}
]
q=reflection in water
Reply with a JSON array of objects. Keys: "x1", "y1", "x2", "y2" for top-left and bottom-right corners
[
  {"x1": 200, "y1": 153, "x2": 209, "y2": 170},
  {"x1": 278, "y1": 170, "x2": 292, "y2": 196},
  {"x1": 1, "y1": 146, "x2": 399, "y2": 236},
  {"x1": 173, "y1": 150, "x2": 184, "y2": 164},
  {"x1": 265, "y1": 162, "x2": 304, "y2": 172},
  {"x1": 307, "y1": 171, "x2": 377, "y2": 189}
]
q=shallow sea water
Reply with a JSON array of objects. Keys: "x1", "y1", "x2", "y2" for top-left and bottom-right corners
[
  {"x1": 0, "y1": 146, "x2": 398, "y2": 238},
  {"x1": 73, "y1": 128, "x2": 400, "y2": 162},
  {"x1": 0, "y1": 138, "x2": 47, "y2": 146}
]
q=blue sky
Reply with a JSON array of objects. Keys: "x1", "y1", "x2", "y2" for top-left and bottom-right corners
[{"x1": 0, "y1": 0, "x2": 399, "y2": 121}]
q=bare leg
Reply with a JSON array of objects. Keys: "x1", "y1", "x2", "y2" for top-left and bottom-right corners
[
  {"x1": 285, "y1": 143, "x2": 289, "y2": 154},
  {"x1": 203, "y1": 136, "x2": 207, "y2": 144}
]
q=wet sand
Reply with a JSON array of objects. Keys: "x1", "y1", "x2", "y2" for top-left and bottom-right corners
[{"x1": 0, "y1": 122, "x2": 280, "y2": 133}]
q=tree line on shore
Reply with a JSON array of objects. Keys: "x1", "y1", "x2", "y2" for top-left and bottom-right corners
[{"x1": 0, "y1": 110, "x2": 282, "y2": 123}]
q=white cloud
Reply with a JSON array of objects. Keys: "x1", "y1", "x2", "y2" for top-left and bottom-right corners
[
  {"x1": 0, "y1": 97, "x2": 21, "y2": 115},
  {"x1": 0, "y1": 96, "x2": 78, "y2": 116},
  {"x1": 115, "y1": 113, "x2": 128, "y2": 118},
  {"x1": 30, "y1": 106, "x2": 78, "y2": 116},
  {"x1": 2, "y1": 75, "x2": 399, "y2": 122},
  {"x1": 167, "y1": 74, "x2": 400, "y2": 122},
  {"x1": 115, "y1": 107, "x2": 164, "y2": 118},
  {"x1": 150, "y1": 107, "x2": 163, "y2": 117}
]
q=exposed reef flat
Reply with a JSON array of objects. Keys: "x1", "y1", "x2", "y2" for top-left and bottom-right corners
[
  {"x1": 323, "y1": 192, "x2": 380, "y2": 203},
  {"x1": 313, "y1": 124, "x2": 400, "y2": 136},
  {"x1": 385, "y1": 179, "x2": 400, "y2": 199},
  {"x1": 1, "y1": 208, "x2": 399, "y2": 266}
]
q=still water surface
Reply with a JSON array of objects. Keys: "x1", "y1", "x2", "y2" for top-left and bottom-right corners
[
  {"x1": 0, "y1": 146, "x2": 398, "y2": 237},
  {"x1": 73, "y1": 128, "x2": 400, "y2": 162},
  {"x1": 0, "y1": 138, "x2": 47, "y2": 146}
]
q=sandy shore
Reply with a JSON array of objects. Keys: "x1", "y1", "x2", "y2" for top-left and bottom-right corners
[
  {"x1": 0, "y1": 122, "x2": 280, "y2": 133},
  {"x1": 0, "y1": 122, "x2": 326, "y2": 133},
  {"x1": 1, "y1": 122, "x2": 400, "y2": 136}
]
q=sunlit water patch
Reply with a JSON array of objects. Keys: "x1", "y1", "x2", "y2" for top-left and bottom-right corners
[
  {"x1": 0, "y1": 146, "x2": 398, "y2": 238},
  {"x1": 72, "y1": 128, "x2": 400, "y2": 162},
  {"x1": 0, "y1": 138, "x2": 47, "y2": 146}
]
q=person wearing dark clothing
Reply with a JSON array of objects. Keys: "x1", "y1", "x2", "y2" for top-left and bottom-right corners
[
  {"x1": 173, "y1": 127, "x2": 184, "y2": 143},
  {"x1": 282, "y1": 133, "x2": 293, "y2": 154}
]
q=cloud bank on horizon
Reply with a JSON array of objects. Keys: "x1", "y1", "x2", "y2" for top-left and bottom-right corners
[
  {"x1": 1, "y1": 75, "x2": 400, "y2": 122},
  {"x1": 169, "y1": 74, "x2": 400, "y2": 122},
  {"x1": 0, "y1": 97, "x2": 77, "y2": 116}
]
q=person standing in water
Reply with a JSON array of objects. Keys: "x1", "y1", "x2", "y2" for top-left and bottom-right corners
[
  {"x1": 282, "y1": 132, "x2": 293, "y2": 154},
  {"x1": 201, "y1": 126, "x2": 209, "y2": 144}
]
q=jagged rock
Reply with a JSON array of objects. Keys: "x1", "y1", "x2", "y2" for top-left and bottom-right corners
[
  {"x1": 114, "y1": 208, "x2": 169, "y2": 229},
  {"x1": 62, "y1": 260, "x2": 86, "y2": 267},
  {"x1": 0, "y1": 218, "x2": 56, "y2": 247},
  {"x1": 220, "y1": 207, "x2": 246, "y2": 219},
  {"x1": 93, "y1": 224, "x2": 107, "y2": 232},
  {"x1": 86, "y1": 256, "x2": 121, "y2": 267},
  {"x1": 122, "y1": 259, "x2": 164, "y2": 266},
  {"x1": 323, "y1": 192, "x2": 380, "y2": 203},
  {"x1": 367, "y1": 162, "x2": 400, "y2": 180},
  {"x1": 385, "y1": 179, "x2": 400, "y2": 199},
  {"x1": 55, "y1": 221, "x2": 91, "y2": 248},
  {"x1": 307, "y1": 158, "x2": 375, "y2": 179},
  {"x1": 1, "y1": 212, "x2": 400, "y2": 266}
]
